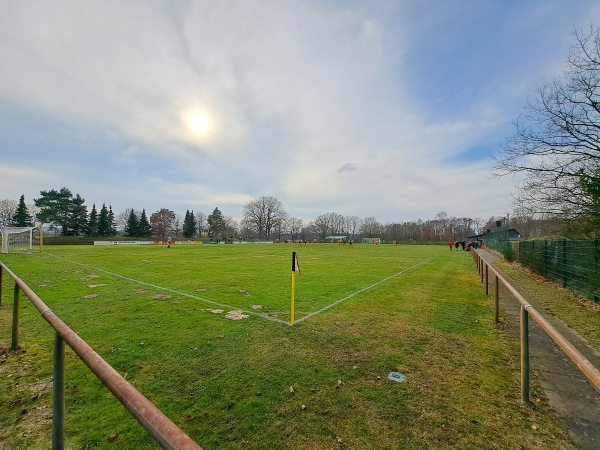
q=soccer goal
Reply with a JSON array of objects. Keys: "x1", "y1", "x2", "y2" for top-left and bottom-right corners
[{"x1": 1, "y1": 226, "x2": 42, "y2": 254}]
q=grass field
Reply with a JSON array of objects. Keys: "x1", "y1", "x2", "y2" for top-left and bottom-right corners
[{"x1": 0, "y1": 243, "x2": 576, "y2": 449}]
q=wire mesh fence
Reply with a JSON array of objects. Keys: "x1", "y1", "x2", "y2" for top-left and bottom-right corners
[
  {"x1": 486, "y1": 228, "x2": 600, "y2": 303},
  {"x1": 518, "y1": 239, "x2": 600, "y2": 303}
]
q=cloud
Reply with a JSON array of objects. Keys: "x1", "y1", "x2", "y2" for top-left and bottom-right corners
[
  {"x1": 337, "y1": 163, "x2": 357, "y2": 174},
  {"x1": 0, "y1": 1, "x2": 597, "y2": 223}
]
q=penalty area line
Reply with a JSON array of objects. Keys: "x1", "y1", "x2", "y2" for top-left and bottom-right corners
[
  {"x1": 46, "y1": 254, "x2": 290, "y2": 325},
  {"x1": 294, "y1": 253, "x2": 441, "y2": 325}
]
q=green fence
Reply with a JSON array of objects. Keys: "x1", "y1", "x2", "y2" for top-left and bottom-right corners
[{"x1": 517, "y1": 240, "x2": 600, "y2": 303}]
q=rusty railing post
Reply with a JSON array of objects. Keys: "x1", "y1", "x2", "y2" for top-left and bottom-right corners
[
  {"x1": 494, "y1": 275, "x2": 499, "y2": 324},
  {"x1": 53, "y1": 333, "x2": 65, "y2": 449},
  {"x1": 520, "y1": 305, "x2": 530, "y2": 404},
  {"x1": 480, "y1": 259, "x2": 484, "y2": 283},
  {"x1": 485, "y1": 264, "x2": 489, "y2": 295},
  {"x1": 11, "y1": 283, "x2": 20, "y2": 351}
]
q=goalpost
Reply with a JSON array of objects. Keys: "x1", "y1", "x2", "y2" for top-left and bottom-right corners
[{"x1": 1, "y1": 226, "x2": 42, "y2": 254}]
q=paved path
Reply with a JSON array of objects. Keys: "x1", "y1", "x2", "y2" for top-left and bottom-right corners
[{"x1": 477, "y1": 250, "x2": 600, "y2": 450}]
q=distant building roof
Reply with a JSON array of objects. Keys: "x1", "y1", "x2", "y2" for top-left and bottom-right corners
[{"x1": 468, "y1": 228, "x2": 522, "y2": 240}]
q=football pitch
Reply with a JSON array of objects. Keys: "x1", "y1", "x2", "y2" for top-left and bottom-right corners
[{"x1": 0, "y1": 244, "x2": 576, "y2": 449}]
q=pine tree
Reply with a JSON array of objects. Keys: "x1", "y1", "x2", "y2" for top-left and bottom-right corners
[
  {"x1": 10, "y1": 194, "x2": 33, "y2": 227},
  {"x1": 35, "y1": 187, "x2": 88, "y2": 236},
  {"x1": 183, "y1": 210, "x2": 197, "y2": 238},
  {"x1": 125, "y1": 209, "x2": 139, "y2": 237},
  {"x1": 87, "y1": 204, "x2": 99, "y2": 237},
  {"x1": 138, "y1": 209, "x2": 152, "y2": 237},
  {"x1": 108, "y1": 206, "x2": 116, "y2": 236},
  {"x1": 70, "y1": 194, "x2": 88, "y2": 236},
  {"x1": 98, "y1": 204, "x2": 110, "y2": 237},
  {"x1": 207, "y1": 207, "x2": 226, "y2": 240}
]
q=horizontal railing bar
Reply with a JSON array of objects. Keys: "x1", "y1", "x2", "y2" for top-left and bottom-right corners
[
  {"x1": 474, "y1": 251, "x2": 600, "y2": 393},
  {"x1": 0, "y1": 262, "x2": 202, "y2": 450}
]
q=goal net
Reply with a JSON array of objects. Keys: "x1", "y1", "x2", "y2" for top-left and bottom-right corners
[{"x1": 1, "y1": 227, "x2": 41, "y2": 254}]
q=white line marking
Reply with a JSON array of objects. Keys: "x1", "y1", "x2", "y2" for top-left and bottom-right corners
[
  {"x1": 47, "y1": 254, "x2": 290, "y2": 325},
  {"x1": 294, "y1": 254, "x2": 440, "y2": 324},
  {"x1": 47, "y1": 251, "x2": 440, "y2": 326}
]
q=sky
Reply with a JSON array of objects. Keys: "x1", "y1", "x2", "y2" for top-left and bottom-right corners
[{"x1": 1, "y1": 0, "x2": 599, "y2": 225}]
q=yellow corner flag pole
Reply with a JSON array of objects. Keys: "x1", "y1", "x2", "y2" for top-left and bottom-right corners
[
  {"x1": 291, "y1": 252, "x2": 296, "y2": 326},
  {"x1": 291, "y1": 251, "x2": 301, "y2": 326}
]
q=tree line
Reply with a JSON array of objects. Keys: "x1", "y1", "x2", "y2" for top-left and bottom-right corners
[
  {"x1": 0, "y1": 189, "x2": 551, "y2": 243},
  {"x1": 1, "y1": 188, "x2": 580, "y2": 242}
]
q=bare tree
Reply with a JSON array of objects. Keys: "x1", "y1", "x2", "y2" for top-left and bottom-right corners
[
  {"x1": 287, "y1": 217, "x2": 304, "y2": 240},
  {"x1": 224, "y1": 216, "x2": 239, "y2": 239},
  {"x1": 345, "y1": 215, "x2": 362, "y2": 240},
  {"x1": 361, "y1": 217, "x2": 382, "y2": 238},
  {"x1": 150, "y1": 208, "x2": 176, "y2": 238},
  {"x1": 312, "y1": 214, "x2": 331, "y2": 240},
  {"x1": 0, "y1": 199, "x2": 18, "y2": 229},
  {"x1": 493, "y1": 25, "x2": 600, "y2": 229},
  {"x1": 242, "y1": 196, "x2": 287, "y2": 239},
  {"x1": 196, "y1": 212, "x2": 207, "y2": 237}
]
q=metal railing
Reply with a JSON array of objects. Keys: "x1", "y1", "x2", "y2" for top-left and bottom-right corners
[
  {"x1": 0, "y1": 261, "x2": 202, "y2": 450},
  {"x1": 471, "y1": 250, "x2": 600, "y2": 403}
]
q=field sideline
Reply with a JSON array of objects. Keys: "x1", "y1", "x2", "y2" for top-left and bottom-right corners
[{"x1": 0, "y1": 244, "x2": 576, "y2": 449}]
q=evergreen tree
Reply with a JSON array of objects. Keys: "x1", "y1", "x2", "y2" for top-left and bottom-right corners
[
  {"x1": 98, "y1": 204, "x2": 110, "y2": 236},
  {"x1": 10, "y1": 194, "x2": 33, "y2": 227},
  {"x1": 183, "y1": 210, "x2": 197, "y2": 238},
  {"x1": 35, "y1": 187, "x2": 88, "y2": 236},
  {"x1": 138, "y1": 209, "x2": 152, "y2": 237},
  {"x1": 108, "y1": 206, "x2": 116, "y2": 235},
  {"x1": 70, "y1": 194, "x2": 88, "y2": 236},
  {"x1": 125, "y1": 209, "x2": 139, "y2": 237},
  {"x1": 87, "y1": 204, "x2": 99, "y2": 237},
  {"x1": 207, "y1": 207, "x2": 226, "y2": 240}
]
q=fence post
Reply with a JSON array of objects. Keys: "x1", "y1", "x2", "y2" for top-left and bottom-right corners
[
  {"x1": 595, "y1": 240, "x2": 599, "y2": 303},
  {"x1": 53, "y1": 333, "x2": 65, "y2": 450},
  {"x1": 562, "y1": 240, "x2": 567, "y2": 288},
  {"x1": 480, "y1": 257, "x2": 484, "y2": 283},
  {"x1": 494, "y1": 276, "x2": 499, "y2": 324},
  {"x1": 11, "y1": 284, "x2": 20, "y2": 351},
  {"x1": 0, "y1": 267, "x2": 3, "y2": 307},
  {"x1": 485, "y1": 264, "x2": 489, "y2": 296},
  {"x1": 520, "y1": 305, "x2": 530, "y2": 404}
]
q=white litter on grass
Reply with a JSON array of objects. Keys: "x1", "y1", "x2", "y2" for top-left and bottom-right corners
[
  {"x1": 388, "y1": 372, "x2": 406, "y2": 383},
  {"x1": 225, "y1": 310, "x2": 249, "y2": 320}
]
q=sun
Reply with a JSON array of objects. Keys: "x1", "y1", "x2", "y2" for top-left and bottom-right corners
[{"x1": 184, "y1": 111, "x2": 213, "y2": 137}]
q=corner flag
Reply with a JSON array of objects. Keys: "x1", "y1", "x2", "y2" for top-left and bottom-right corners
[
  {"x1": 291, "y1": 252, "x2": 301, "y2": 325},
  {"x1": 292, "y1": 251, "x2": 301, "y2": 276}
]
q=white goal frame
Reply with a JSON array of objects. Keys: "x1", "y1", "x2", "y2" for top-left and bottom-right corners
[{"x1": 1, "y1": 226, "x2": 42, "y2": 254}]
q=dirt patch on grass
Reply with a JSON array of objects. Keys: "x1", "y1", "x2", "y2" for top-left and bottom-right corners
[
  {"x1": 79, "y1": 274, "x2": 100, "y2": 281},
  {"x1": 225, "y1": 310, "x2": 249, "y2": 320},
  {"x1": 151, "y1": 294, "x2": 172, "y2": 300},
  {"x1": 88, "y1": 284, "x2": 107, "y2": 288}
]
